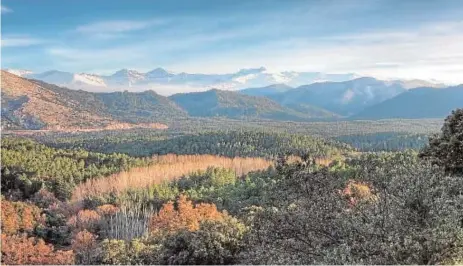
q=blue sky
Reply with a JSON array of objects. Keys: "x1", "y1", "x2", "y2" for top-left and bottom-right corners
[{"x1": 1, "y1": 0, "x2": 463, "y2": 83}]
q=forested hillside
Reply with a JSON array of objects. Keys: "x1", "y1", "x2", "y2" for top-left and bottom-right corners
[
  {"x1": 169, "y1": 89, "x2": 320, "y2": 121},
  {"x1": 1, "y1": 109, "x2": 462, "y2": 265},
  {"x1": 335, "y1": 132, "x2": 429, "y2": 151},
  {"x1": 43, "y1": 84, "x2": 188, "y2": 123},
  {"x1": 37, "y1": 131, "x2": 352, "y2": 158}
]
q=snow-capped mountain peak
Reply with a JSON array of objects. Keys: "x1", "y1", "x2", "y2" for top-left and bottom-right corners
[
  {"x1": 4, "y1": 69, "x2": 33, "y2": 77},
  {"x1": 74, "y1": 73, "x2": 107, "y2": 87},
  {"x1": 106, "y1": 69, "x2": 145, "y2": 87},
  {"x1": 3, "y1": 67, "x2": 445, "y2": 95},
  {"x1": 111, "y1": 68, "x2": 143, "y2": 77},
  {"x1": 146, "y1": 68, "x2": 175, "y2": 78}
]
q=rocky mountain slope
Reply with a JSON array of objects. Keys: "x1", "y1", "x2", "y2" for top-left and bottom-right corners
[{"x1": 1, "y1": 71, "x2": 169, "y2": 130}]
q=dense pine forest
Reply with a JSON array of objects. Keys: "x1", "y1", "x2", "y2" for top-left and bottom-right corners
[
  {"x1": 37, "y1": 131, "x2": 352, "y2": 158},
  {"x1": 1, "y1": 109, "x2": 463, "y2": 265}
]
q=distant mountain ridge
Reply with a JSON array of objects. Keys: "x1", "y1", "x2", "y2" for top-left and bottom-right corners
[
  {"x1": 1, "y1": 72, "x2": 337, "y2": 130},
  {"x1": 239, "y1": 77, "x2": 459, "y2": 118},
  {"x1": 352, "y1": 85, "x2": 463, "y2": 119},
  {"x1": 240, "y1": 84, "x2": 293, "y2": 96},
  {"x1": 6, "y1": 67, "x2": 445, "y2": 96},
  {"x1": 5, "y1": 67, "x2": 360, "y2": 94},
  {"x1": 268, "y1": 77, "x2": 410, "y2": 116},
  {"x1": 2, "y1": 71, "x2": 460, "y2": 131}
]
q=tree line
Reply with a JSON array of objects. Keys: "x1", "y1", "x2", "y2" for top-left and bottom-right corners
[{"x1": 38, "y1": 130, "x2": 352, "y2": 158}]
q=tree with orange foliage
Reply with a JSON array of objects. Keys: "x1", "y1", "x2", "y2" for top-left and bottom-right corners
[
  {"x1": 1, "y1": 233, "x2": 74, "y2": 265},
  {"x1": 1, "y1": 200, "x2": 19, "y2": 235},
  {"x1": 341, "y1": 180, "x2": 376, "y2": 206},
  {"x1": 67, "y1": 209, "x2": 101, "y2": 233},
  {"x1": 96, "y1": 204, "x2": 120, "y2": 216},
  {"x1": 20, "y1": 205, "x2": 36, "y2": 231},
  {"x1": 72, "y1": 229, "x2": 99, "y2": 264},
  {"x1": 147, "y1": 196, "x2": 247, "y2": 265},
  {"x1": 1, "y1": 200, "x2": 43, "y2": 235},
  {"x1": 149, "y1": 194, "x2": 225, "y2": 234}
]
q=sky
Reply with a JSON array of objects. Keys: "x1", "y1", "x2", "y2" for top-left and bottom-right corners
[{"x1": 1, "y1": 0, "x2": 463, "y2": 83}]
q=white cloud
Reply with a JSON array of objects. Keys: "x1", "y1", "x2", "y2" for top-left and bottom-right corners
[
  {"x1": 171, "y1": 20, "x2": 463, "y2": 84},
  {"x1": 1, "y1": 36, "x2": 44, "y2": 47},
  {"x1": 76, "y1": 19, "x2": 162, "y2": 34},
  {"x1": 44, "y1": 23, "x2": 264, "y2": 73},
  {"x1": 24, "y1": 14, "x2": 463, "y2": 85},
  {"x1": 47, "y1": 47, "x2": 143, "y2": 65},
  {"x1": 1, "y1": 5, "x2": 12, "y2": 14}
]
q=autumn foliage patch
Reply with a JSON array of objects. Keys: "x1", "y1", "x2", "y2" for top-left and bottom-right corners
[
  {"x1": 72, "y1": 154, "x2": 272, "y2": 201},
  {"x1": 1, "y1": 233, "x2": 74, "y2": 265},
  {"x1": 149, "y1": 194, "x2": 226, "y2": 234}
]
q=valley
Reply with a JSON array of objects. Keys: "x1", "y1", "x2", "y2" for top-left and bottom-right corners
[
  {"x1": 3, "y1": 0, "x2": 463, "y2": 264},
  {"x1": 1, "y1": 64, "x2": 462, "y2": 266}
]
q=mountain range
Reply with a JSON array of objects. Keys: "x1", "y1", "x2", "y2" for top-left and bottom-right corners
[
  {"x1": 5, "y1": 67, "x2": 446, "y2": 96},
  {"x1": 5, "y1": 67, "x2": 364, "y2": 94},
  {"x1": 1, "y1": 70, "x2": 461, "y2": 131},
  {"x1": 241, "y1": 77, "x2": 459, "y2": 116},
  {"x1": 266, "y1": 77, "x2": 409, "y2": 116}
]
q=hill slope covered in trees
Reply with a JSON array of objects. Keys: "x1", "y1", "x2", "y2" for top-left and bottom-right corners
[
  {"x1": 352, "y1": 86, "x2": 463, "y2": 119},
  {"x1": 169, "y1": 89, "x2": 326, "y2": 121}
]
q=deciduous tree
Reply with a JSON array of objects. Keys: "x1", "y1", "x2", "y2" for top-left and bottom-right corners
[{"x1": 1, "y1": 233, "x2": 74, "y2": 265}]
